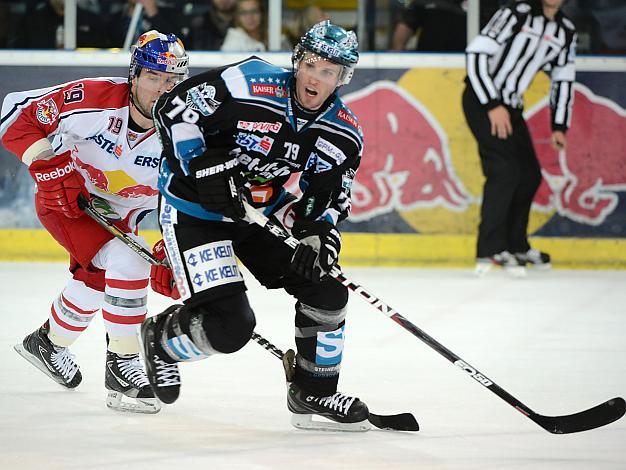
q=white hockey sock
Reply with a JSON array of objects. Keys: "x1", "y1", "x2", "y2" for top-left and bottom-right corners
[{"x1": 48, "y1": 278, "x2": 102, "y2": 347}]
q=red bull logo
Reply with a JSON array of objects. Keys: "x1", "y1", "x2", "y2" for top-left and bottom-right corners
[
  {"x1": 157, "y1": 51, "x2": 178, "y2": 66},
  {"x1": 35, "y1": 98, "x2": 59, "y2": 125},
  {"x1": 527, "y1": 83, "x2": 626, "y2": 225},
  {"x1": 75, "y1": 156, "x2": 158, "y2": 198},
  {"x1": 343, "y1": 81, "x2": 471, "y2": 221}
]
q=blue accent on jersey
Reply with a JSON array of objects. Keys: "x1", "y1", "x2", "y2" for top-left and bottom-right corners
[
  {"x1": 231, "y1": 58, "x2": 291, "y2": 107},
  {"x1": 175, "y1": 137, "x2": 205, "y2": 176}
]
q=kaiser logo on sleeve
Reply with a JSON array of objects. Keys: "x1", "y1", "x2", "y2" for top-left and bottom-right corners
[{"x1": 183, "y1": 241, "x2": 243, "y2": 293}]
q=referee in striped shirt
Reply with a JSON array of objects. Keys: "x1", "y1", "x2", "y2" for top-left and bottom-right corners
[{"x1": 463, "y1": 0, "x2": 577, "y2": 276}]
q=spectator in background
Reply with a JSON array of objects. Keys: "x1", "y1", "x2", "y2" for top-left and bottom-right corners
[
  {"x1": 9, "y1": 0, "x2": 109, "y2": 48},
  {"x1": 390, "y1": 0, "x2": 501, "y2": 52},
  {"x1": 106, "y1": 0, "x2": 190, "y2": 48},
  {"x1": 287, "y1": 3, "x2": 330, "y2": 46},
  {"x1": 189, "y1": 0, "x2": 236, "y2": 50},
  {"x1": 221, "y1": 0, "x2": 267, "y2": 51},
  {"x1": 391, "y1": 0, "x2": 467, "y2": 52}
]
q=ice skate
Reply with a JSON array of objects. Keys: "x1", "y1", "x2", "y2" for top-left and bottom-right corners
[
  {"x1": 515, "y1": 248, "x2": 551, "y2": 270},
  {"x1": 475, "y1": 251, "x2": 526, "y2": 278},
  {"x1": 287, "y1": 382, "x2": 371, "y2": 432},
  {"x1": 14, "y1": 325, "x2": 82, "y2": 389},
  {"x1": 105, "y1": 350, "x2": 161, "y2": 414},
  {"x1": 140, "y1": 306, "x2": 182, "y2": 404}
]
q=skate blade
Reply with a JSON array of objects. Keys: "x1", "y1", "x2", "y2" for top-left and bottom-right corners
[
  {"x1": 290, "y1": 413, "x2": 371, "y2": 432},
  {"x1": 474, "y1": 263, "x2": 492, "y2": 277},
  {"x1": 14, "y1": 344, "x2": 77, "y2": 389},
  {"x1": 504, "y1": 265, "x2": 527, "y2": 278},
  {"x1": 528, "y1": 263, "x2": 552, "y2": 270},
  {"x1": 106, "y1": 391, "x2": 161, "y2": 414}
]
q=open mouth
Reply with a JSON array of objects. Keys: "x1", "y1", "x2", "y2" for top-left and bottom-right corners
[{"x1": 305, "y1": 87, "x2": 318, "y2": 97}]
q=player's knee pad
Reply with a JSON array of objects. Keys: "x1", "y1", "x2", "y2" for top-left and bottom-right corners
[
  {"x1": 178, "y1": 293, "x2": 256, "y2": 355},
  {"x1": 295, "y1": 278, "x2": 348, "y2": 312}
]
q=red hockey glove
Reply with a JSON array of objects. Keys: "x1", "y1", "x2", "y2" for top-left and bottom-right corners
[
  {"x1": 29, "y1": 152, "x2": 89, "y2": 218},
  {"x1": 150, "y1": 239, "x2": 180, "y2": 299}
]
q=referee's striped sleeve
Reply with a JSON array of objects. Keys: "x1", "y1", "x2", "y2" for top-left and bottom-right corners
[
  {"x1": 550, "y1": 33, "x2": 577, "y2": 131},
  {"x1": 465, "y1": 7, "x2": 518, "y2": 109}
]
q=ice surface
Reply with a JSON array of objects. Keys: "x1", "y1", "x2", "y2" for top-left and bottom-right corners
[{"x1": 1, "y1": 262, "x2": 624, "y2": 469}]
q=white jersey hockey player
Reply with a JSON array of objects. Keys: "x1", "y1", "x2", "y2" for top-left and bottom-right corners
[{"x1": 0, "y1": 30, "x2": 189, "y2": 413}]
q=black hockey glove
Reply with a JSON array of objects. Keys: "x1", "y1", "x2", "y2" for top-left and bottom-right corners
[
  {"x1": 192, "y1": 148, "x2": 248, "y2": 220},
  {"x1": 290, "y1": 219, "x2": 341, "y2": 282}
]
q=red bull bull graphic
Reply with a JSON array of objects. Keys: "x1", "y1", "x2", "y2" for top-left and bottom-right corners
[
  {"x1": 526, "y1": 83, "x2": 626, "y2": 226},
  {"x1": 343, "y1": 81, "x2": 472, "y2": 221},
  {"x1": 75, "y1": 156, "x2": 158, "y2": 198}
]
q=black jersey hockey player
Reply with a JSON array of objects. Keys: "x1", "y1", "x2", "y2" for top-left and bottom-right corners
[{"x1": 142, "y1": 20, "x2": 370, "y2": 431}]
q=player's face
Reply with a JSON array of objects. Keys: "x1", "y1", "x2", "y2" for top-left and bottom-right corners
[
  {"x1": 132, "y1": 69, "x2": 182, "y2": 117},
  {"x1": 295, "y1": 52, "x2": 342, "y2": 111}
]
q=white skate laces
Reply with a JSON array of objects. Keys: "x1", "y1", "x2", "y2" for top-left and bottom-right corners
[
  {"x1": 116, "y1": 354, "x2": 150, "y2": 388},
  {"x1": 154, "y1": 356, "x2": 181, "y2": 387},
  {"x1": 51, "y1": 346, "x2": 80, "y2": 381},
  {"x1": 311, "y1": 392, "x2": 356, "y2": 415}
]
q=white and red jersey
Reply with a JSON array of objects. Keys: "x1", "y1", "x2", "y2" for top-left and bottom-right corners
[{"x1": 0, "y1": 77, "x2": 162, "y2": 229}]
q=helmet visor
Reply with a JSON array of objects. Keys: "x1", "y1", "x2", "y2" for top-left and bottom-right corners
[{"x1": 136, "y1": 69, "x2": 185, "y2": 93}]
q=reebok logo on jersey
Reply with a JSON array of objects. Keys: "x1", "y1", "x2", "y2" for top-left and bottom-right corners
[
  {"x1": 195, "y1": 156, "x2": 239, "y2": 179},
  {"x1": 34, "y1": 161, "x2": 77, "y2": 182}
]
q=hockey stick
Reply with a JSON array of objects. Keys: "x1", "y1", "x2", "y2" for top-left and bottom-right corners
[
  {"x1": 241, "y1": 200, "x2": 626, "y2": 434},
  {"x1": 78, "y1": 195, "x2": 418, "y2": 432}
]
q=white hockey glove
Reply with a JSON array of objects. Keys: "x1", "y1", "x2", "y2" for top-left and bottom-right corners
[{"x1": 290, "y1": 219, "x2": 341, "y2": 282}]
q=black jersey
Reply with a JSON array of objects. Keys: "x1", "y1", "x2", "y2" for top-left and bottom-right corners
[{"x1": 153, "y1": 56, "x2": 363, "y2": 226}]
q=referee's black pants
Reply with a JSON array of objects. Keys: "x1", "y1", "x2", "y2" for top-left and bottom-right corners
[{"x1": 462, "y1": 86, "x2": 542, "y2": 258}]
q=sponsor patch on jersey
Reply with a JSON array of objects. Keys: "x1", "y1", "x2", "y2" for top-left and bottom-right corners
[
  {"x1": 315, "y1": 326, "x2": 345, "y2": 366},
  {"x1": 342, "y1": 169, "x2": 355, "y2": 189},
  {"x1": 183, "y1": 241, "x2": 243, "y2": 294},
  {"x1": 237, "y1": 120, "x2": 282, "y2": 133},
  {"x1": 336, "y1": 108, "x2": 358, "y2": 128},
  {"x1": 186, "y1": 84, "x2": 221, "y2": 116},
  {"x1": 315, "y1": 136, "x2": 346, "y2": 164},
  {"x1": 250, "y1": 83, "x2": 285, "y2": 98},
  {"x1": 35, "y1": 98, "x2": 59, "y2": 125},
  {"x1": 305, "y1": 152, "x2": 332, "y2": 173},
  {"x1": 236, "y1": 132, "x2": 274, "y2": 156}
]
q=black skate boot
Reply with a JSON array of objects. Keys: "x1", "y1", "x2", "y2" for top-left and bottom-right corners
[
  {"x1": 287, "y1": 382, "x2": 371, "y2": 432},
  {"x1": 515, "y1": 248, "x2": 551, "y2": 269},
  {"x1": 475, "y1": 250, "x2": 526, "y2": 277},
  {"x1": 105, "y1": 350, "x2": 161, "y2": 414},
  {"x1": 140, "y1": 305, "x2": 182, "y2": 404},
  {"x1": 14, "y1": 325, "x2": 82, "y2": 388}
]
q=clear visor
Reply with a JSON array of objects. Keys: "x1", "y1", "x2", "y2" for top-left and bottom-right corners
[
  {"x1": 296, "y1": 52, "x2": 344, "y2": 87},
  {"x1": 136, "y1": 70, "x2": 185, "y2": 93}
]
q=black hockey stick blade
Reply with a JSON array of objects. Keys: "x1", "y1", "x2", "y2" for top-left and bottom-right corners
[
  {"x1": 530, "y1": 397, "x2": 625, "y2": 434},
  {"x1": 369, "y1": 412, "x2": 419, "y2": 432}
]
